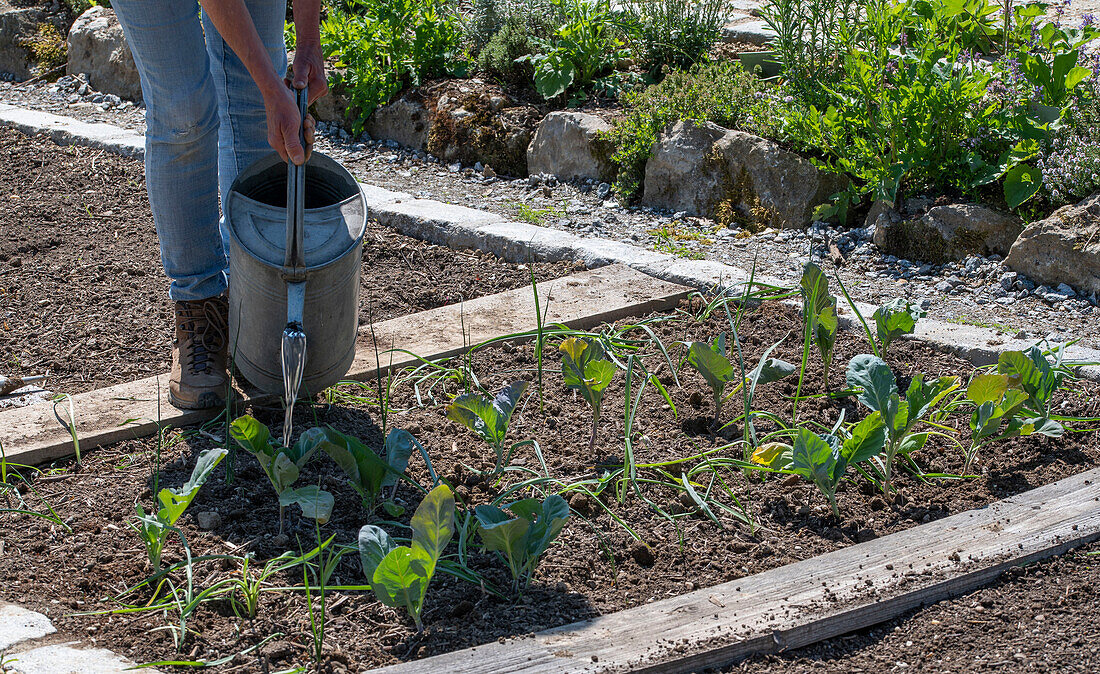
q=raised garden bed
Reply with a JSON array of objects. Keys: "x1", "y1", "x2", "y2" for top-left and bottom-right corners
[
  {"x1": 0, "y1": 127, "x2": 577, "y2": 395},
  {"x1": 2, "y1": 293, "x2": 1096, "y2": 671}
]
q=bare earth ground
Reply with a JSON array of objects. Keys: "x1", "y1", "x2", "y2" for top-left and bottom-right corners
[{"x1": 727, "y1": 539, "x2": 1100, "y2": 674}]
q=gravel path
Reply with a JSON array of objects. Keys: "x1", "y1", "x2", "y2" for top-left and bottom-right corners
[{"x1": 5, "y1": 73, "x2": 1100, "y2": 353}]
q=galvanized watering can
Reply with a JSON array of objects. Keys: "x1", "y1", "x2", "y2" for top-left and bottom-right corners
[{"x1": 225, "y1": 90, "x2": 366, "y2": 395}]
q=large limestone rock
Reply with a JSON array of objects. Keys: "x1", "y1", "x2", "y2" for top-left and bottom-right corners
[
  {"x1": 527, "y1": 111, "x2": 614, "y2": 182},
  {"x1": 874, "y1": 203, "x2": 1023, "y2": 263},
  {"x1": 641, "y1": 121, "x2": 845, "y2": 229},
  {"x1": 365, "y1": 91, "x2": 431, "y2": 149},
  {"x1": 66, "y1": 6, "x2": 141, "y2": 101},
  {"x1": 0, "y1": 1, "x2": 67, "y2": 79},
  {"x1": 1005, "y1": 192, "x2": 1100, "y2": 295}
]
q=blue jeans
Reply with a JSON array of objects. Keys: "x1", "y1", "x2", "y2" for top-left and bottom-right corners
[{"x1": 111, "y1": 0, "x2": 287, "y2": 302}]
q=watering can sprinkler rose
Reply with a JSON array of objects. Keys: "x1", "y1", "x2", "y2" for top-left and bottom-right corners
[{"x1": 224, "y1": 88, "x2": 366, "y2": 430}]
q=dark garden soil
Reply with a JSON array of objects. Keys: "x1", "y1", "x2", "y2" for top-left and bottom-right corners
[
  {"x1": 727, "y1": 539, "x2": 1100, "y2": 674},
  {"x1": 1, "y1": 299, "x2": 1097, "y2": 671},
  {"x1": 0, "y1": 127, "x2": 576, "y2": 394}
]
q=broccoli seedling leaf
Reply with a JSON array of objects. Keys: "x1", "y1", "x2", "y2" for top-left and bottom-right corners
[
  {"x1": 445, "y1": 381, "x2": 529, "y2": 471},
  {"x1": 872, "y1": 298, "x2": 926, "y2": 357},
  {"x1": 158, "y1": 447, "x2": 228, "y2": 526},
  {"x1": 318, "y1": 427, "x2": 413, "y2": 511},
  {"x1": 475, "y1": 494, "x2": 570, "y2": 595},
  {"x1": 791, "y1": 428, "x2": 845, "y2": 516},
  {"x1": 681, "y1": 334, "x2": 740, "y2": 430},
  {"x1": 801, "y1": 262, "x2": 839, "y2": 386},
  {"x1": 997, "y1": 346, "x2": 1064, "y2": 418},
  {"x1": 279, "y1": 485, "x2": 334, "y2": 525},
  {"x1": 363, "y1": 484, "x2": 455, "y2": 631},
  {"x1": 560, "y1": 337, "x2": 615, "y2": 451}
]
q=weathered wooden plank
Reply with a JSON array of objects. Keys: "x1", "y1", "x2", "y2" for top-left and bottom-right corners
[
  {"x1": 0, "y1": 265, "x2": 690, "y2": 466},
  {"x1": 374, "y1": 467, "x2": 1100, "y2": 674}
]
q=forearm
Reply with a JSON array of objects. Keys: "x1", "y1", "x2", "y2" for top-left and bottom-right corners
[
  {"x1": 293, "y1": 0, "x2": 322, "y2": 47},
  {"x1": 199, "y1": 0, "x2": 284, "y2": 99}
]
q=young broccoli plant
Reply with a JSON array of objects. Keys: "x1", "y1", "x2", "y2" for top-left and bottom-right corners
[
  {"x1": 790, "y1": 415, "x2": 886, "y2": 516},
  {"x1": 682, "y1": 334, "x2": 795, "y2": 436},
  {"x1": 872, "y1": 298, "x2": 926, "y2": 358},
  {"x1": 475, "y1": 494, "x2": 570, "y2": 596},
  {"x1": 964, "y1": 371, "x2": 1063, "y2": 473},
  {"x1": 800, "y1": 263, "x2": 839, "y2": 389},
  {"x1": 996, "y1": 346, "x2": 1068, "y2": 423},
  {"x1": 559, "y1": 337, "x2": 615, "y2": 452},
  {"x1": 358, "y1": 484, "x2": 455, "y2": 632},
  {"x1": 229, "y1": 415, "x2": 332, "y2": 534},
  {"x1": 131, "y1": 448, "x2": 227, "y2": 573},
  {"x1": 318, "y1": 427, "x2": 417, "y2": 515},
  {"x1": 846, "y1": 354, "x2": 958, "y2": 493},
  {"x1": 445, "y1": 381, "x2": 529, "y2": 473}
]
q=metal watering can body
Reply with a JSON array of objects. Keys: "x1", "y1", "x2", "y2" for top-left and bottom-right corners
[{"x1": 225, "y1": 144, "x2": 366, "y2": 395}]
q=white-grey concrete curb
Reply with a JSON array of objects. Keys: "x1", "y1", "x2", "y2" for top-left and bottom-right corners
[
  {"x1": 0, "y1": 103, "x2": 144, "y2": 158},
  {"x1": 4, "y1": 103, "x2": 1099, "y2": 380}
]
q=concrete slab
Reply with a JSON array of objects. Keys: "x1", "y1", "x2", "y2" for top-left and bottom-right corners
[
  {"x1": 6, "y1": 643, "x2": 159, "y2": 674},
  {"x1": 0, "y1": 104, "x2": 144, "y2": 158},
  {"x1": 0, "y1": 605, "x2": 55, "y2": 651}
]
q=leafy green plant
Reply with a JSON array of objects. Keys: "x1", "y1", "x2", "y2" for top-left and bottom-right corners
[
  {"x1": 317, "y1": 427, "x2": 417, "y2": 514},
  {"x1": 800, "y1": 262, "x2": 839, "y2": 389},
  {"x1": 130, "y1": 448, "x2": 227, "y2": 573},
  {"x1": 623, "y1": 0, "x2": 729, "y2": 74},
  {"x1": 321, "y1": 0, "x2": 463, "y2": 128},
  {"x1": 790, "y1": 415, "x2": 886, "y2": 516},
  {"x1": 681, "y1": 334, "x2": 795, "y2": 433},
  {"x1": 964, "y1": 372, "x2": 1062, "y2": 473},
  {"x1": 476, "y1": 16, "x2": 538, "y2": 89},
  {"x1": 521, "y1": 0, "x2": 632, "y2": 99},
  {"x1": 759, "y1": 0, "x2": 858, "y2": 97},
  {"x1": 873, "y1": 298, "x2": 925, "y2": 358},
  {"x1": 845, "y1": 354, "x2": 958, "y2": 493},
  {"x1": 475, "y1": 494, "x2": 570, "y2": 595},
  {"x1": 358, "y1": 484, "x2": 455, "y2": 631},
  {"x1": 996, "y1": 345, "x2": 1067, "y2": 421},
  {"x1": 559, "y1": 337, "x2": 615, "y2": 451},
  {"x1": 229, "y1": 416, "x2": 332, "y2": 533},
  {"x1": 446, "y1": 381, "x2": 530, "y2": 472}
]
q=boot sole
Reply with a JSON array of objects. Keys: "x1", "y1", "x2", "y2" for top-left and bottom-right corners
[{"x1": 168, "y1": 390, "x2": 225, "y2": 411}]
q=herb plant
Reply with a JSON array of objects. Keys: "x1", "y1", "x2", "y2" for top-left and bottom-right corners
[
  {"x1": 559, "y1": 337, "x2": 615, "y2": 451},
  {"x1": 790, "y1": 415, "x2": 886, "y2": 516},
  {"x1": 845, "y1": 354, "x2": 958, "y2": 492},
  {"x1": 446, "y1": 381, "x2": 530, "y2": 472},
  {"x1": 682, "y1": 333, "x2": 738, "y2": 431},
  {"x1": 475, "y1": 494, "x2": 570, "y2": 595},
  {"x1": 358, "y1": 484, "x2": 455, "y2": 632},
  {"x1": 996, "y1": 346, "x2": 1067, "y2": 422},
  {"x1": 318, "y1": 427, "x2": 416, "y2": 514},
  {"x1": 872, "y1": 298, "x2": 925, "y2": 358},
  {"x1": 229, "y1": 416, "x2": 332, "y2": 533},
  {"x1": 131, "y1": 448, "x2": 227, "y2": 573}
]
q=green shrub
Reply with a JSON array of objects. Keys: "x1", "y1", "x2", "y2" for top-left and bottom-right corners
[
  {"x1": 605, "y1": 61, "x2": 792, "y2": 202},
  {"x1": 24, "y1": 24, "x2": 67, "y2": 72},
  {"x1": 523, "y1": 0, "x2": 634, "y2": 100},
  {"x1": 476, "y1": 17, "x2": 537, "y2": 89},
  {"x1": 623, "y1": 0, "x2": 729, "y2": 75},
  {"x1": 321, "y1": 0, "x2": 463, "y2": 130}
]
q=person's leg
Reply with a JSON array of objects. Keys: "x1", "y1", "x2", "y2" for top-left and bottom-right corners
[
  {"x1": 110, "y1": 0, "x2": 227, "y2": 303},
  {"x1": 110, "y1": 0, "x2": 230, "y2": 410},
  {"x1": 202, "y1": 0, "x2": 288, "y2": 234}
]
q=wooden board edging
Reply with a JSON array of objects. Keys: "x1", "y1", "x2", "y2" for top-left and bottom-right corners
[
  {"x1": 0, "y1": 265, "x2": 690, "y2": 466},
  {"x1": 373, "y1": 467, "x2": 1100, "y2": 674}
]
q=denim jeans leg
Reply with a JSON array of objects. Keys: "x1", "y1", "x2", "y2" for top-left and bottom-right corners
[
  {"x1": 109, "y1": 0, "x2": 227, "y2": 302},
  {"x1": 202, "y1": 0, "x2": 288, "y2": 254}
]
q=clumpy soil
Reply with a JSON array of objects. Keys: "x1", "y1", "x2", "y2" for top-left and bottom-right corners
[
  {"x1": 2, "y1": 300, "x2": 1097, "y2": 671},
  {"x1": 0, "y1": 127, "x2": 575, "y2": 394},
  {"x1": 728, "y1": 540, "x2": 1100, "y2": 673}
]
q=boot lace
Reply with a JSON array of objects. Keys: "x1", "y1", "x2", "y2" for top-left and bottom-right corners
[{"x1": 176, "y1": 297, "x2": 228, "y2": 375}]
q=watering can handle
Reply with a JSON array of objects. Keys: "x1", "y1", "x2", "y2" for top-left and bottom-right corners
[{"x1": 284, "y1": 86, "x2": 309, "y2": 276}]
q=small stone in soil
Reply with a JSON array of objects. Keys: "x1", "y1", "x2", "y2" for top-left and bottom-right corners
[{"x1": 630, "y1": 541, "x2": 656, "y2": 567}]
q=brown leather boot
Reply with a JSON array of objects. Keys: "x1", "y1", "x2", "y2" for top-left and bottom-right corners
[{"x1": 169, "y1": 295, "x2": 229, "y2": 410}]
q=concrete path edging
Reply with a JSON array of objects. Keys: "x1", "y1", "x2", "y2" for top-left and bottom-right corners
[
  {"x1": 4, "y1": 102, "x2": 1099, "y2": 380},
  {"x1": 0, "y1": 602, "x2": 158, "y2": 674}
]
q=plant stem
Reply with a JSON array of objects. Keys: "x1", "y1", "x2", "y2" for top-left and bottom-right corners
[
  {"x1": 589, "y1": 411, "x2": 600, "y2": 454},
  {"x1": 712, "y1": 389, "x2": 722, "y2": 433}
]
